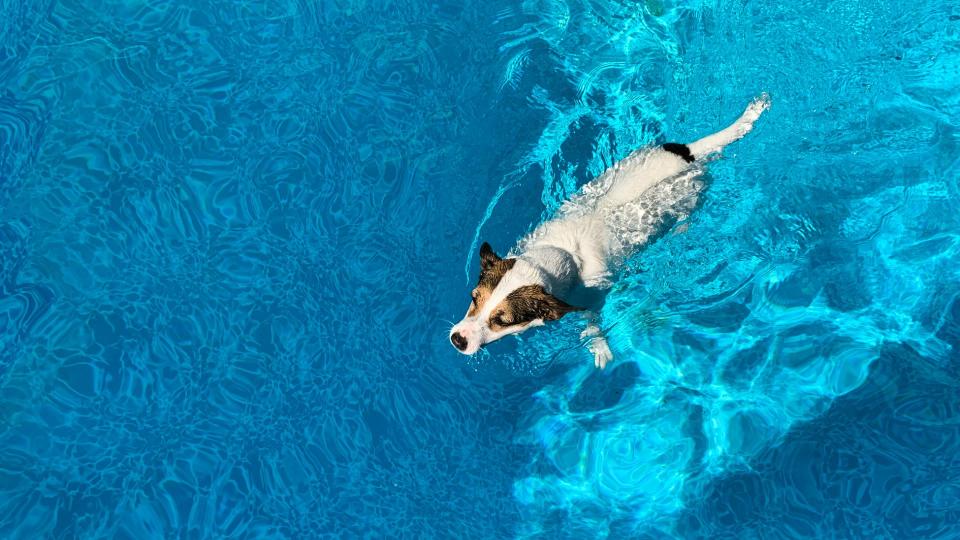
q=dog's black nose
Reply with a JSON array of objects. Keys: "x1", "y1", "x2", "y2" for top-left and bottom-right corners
[{"x1": 450, "y1": 332, "x2": 468, "y2": 351}]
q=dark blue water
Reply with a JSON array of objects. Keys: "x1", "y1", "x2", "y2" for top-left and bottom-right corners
[{"x1": 1, "y1": 0, "x2": 959, "y2": 538}]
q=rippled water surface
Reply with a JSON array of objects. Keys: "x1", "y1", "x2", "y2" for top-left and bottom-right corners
[{"x1": 2, "y1": 0, "x2": 959, "y2": 538}]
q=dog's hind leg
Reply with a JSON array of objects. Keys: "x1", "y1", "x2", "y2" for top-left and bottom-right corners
[{"x1": 686, "y1": 93, "x2": 770, "y2": 160}]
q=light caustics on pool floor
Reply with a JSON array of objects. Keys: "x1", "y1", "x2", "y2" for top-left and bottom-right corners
[
  {"x1": 0, "y1": 0, "x2": 958, "y2": 537},
  {"x1": 484, "y1": 0, "x2": 960, "y2": 536}
]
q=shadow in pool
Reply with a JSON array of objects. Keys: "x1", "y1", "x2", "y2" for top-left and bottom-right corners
[{"x1": 568, "y1": 362, "x2": 641, "y2": 414}]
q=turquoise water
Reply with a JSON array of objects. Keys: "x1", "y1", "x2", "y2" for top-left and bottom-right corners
[{"x1": 1, "y1": 0, "x2": 959, "y2": 538}]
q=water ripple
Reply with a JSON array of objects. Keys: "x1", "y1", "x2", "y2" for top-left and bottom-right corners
[
  {"x1": 1, "y1": 0, "x2": 959, "y2": 537},
  {"x1": 495, "y1": 0, "x2": 960, "y2": 536}
]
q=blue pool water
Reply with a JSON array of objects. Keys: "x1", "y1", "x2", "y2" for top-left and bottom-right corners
[{"x1": 1, "y1": 0, "x2": 959, "y2": 538}]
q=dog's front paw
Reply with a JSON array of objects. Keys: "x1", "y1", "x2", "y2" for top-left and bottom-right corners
[{"x1": 589, "y1": 337, "x2": 613, "y2": 369}]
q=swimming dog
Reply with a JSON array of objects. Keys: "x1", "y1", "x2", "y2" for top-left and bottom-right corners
[{"x1": 450, "y1": 95, "x2": 770, "y2": 368}]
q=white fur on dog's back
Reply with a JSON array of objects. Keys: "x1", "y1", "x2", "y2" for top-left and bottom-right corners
[
  {"x1": 514, "y1": 95, "x2": 771, "y2": 289},
  {"x1": 515, "y1": 148, "x2": 700, "y2": 287},
  {"x1": 584, "y1": 148, "x2": 693, "y2": 209}
]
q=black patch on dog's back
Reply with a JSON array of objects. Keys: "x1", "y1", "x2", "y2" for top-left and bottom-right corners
[{"x1": 663, "y1": 142, "x2": 695, "y2": 163}]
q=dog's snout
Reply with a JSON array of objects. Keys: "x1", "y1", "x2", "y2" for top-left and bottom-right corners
[{"x1": 450, "y1": 332, "x2": 468, "y2": 351}]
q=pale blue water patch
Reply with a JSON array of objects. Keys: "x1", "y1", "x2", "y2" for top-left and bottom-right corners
[
  {"x1": 1, "y1": 0, "x2": 959, "y2": 538},
  {"x1": 491, "y1": 0, "x2": 960, "y2": 537}
]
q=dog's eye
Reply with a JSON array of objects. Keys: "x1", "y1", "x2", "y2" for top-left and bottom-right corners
[{"x1": 492, "y1": 314, "x2": 511, "y2": 326}]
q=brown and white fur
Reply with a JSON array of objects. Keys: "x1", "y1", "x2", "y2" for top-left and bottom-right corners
[{"x1": 450, "y1": 95, "x2": 770, "y2": 368}]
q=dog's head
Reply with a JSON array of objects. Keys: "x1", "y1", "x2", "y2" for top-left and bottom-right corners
[{"x1": 449, "y1": 242, "x2": 583, "y2": 354}]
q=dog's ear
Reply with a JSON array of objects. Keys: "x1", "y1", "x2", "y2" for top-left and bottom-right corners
[
  {"x1": 479, "y1": 242, "x2": 501, "y2": 270},
  {"x1": 509, "y1": 285, "x2": 585, "y2": 321},
  {"x1": 537, "y1": 289, "x2": 585, "y2": 321}
]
